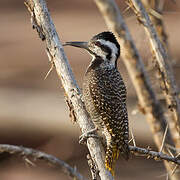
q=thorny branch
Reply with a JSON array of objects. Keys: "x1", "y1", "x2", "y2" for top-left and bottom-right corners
[
  {"x1": 140, "y1": 0, "x2": 180, "y2": 149},
  {"x1": 141, "y1": 0, "x2": 168, "y2": 48},
  {"x1": 128, "y1": 0, "x2": 180, "y2": 139},
  {"x1": 0, "y1": 144, "x2": 87, "y2": 180},
  {"x1": 0, "y1": 144, "x2": 179, "y2": 169},
  {"x1": 94, "y1": 0, "x2": 178, "y2": 178},
  {"x1": 24, "y1": 0, "x2": 113, "y2": 179},
  {"x1": 129, "y1": 145, "x2": 180, "y2": 165}
]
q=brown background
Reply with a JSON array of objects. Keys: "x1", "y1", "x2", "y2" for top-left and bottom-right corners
[{"x1": 0, "y1": 0, "x2": 180, "y2": 179}]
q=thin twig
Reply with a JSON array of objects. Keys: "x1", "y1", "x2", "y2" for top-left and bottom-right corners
[
  {"x1": 130, "y1": 129, "x2": 136, "y2": 147},
  {"x1": 171, "y1": 165, "x2": 179, "y2": 176},
  {"x1": 24, "y1": 158, "x2": 37, "y2": 167},
  {"x1": 24, "y1": 0, "x2": 113, "y2": 179},
  {"x1": 44, "y1": 48, "x2": 55, "y2": 79},
  {"x1": 167, "y1": 148, "x2": 175, "y2": 158},
  {"x1": 1, "y1": 144, "x2": 179, "y2": 173},
  {"x1": 129, "y1": 145, "x2": 180, "y2": 165},
  {"x1": 160, "y1": 124, "x2": 168, "y2": 153},
  {"x1": 0, "y1": 144, "x2": 86, "y2": 180},
  {"x1": 175, "y1": 152, "x2": 180, "y2": 158}
]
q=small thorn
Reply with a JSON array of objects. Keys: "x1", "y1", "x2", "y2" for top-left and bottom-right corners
[
  {"x1": 128, "y1": 138, "x2": 133, "y2": 144},
  {"x1": 160, "y1": 124, "x2": 168, "y2": 153},
  {"x1": 122, "y1": 6, "x2": 131, "y2": 15},
  {"x1": 24, "y1": 158, "x2": 36, "y2": 167},
  {"x1": 149, "y1": 8, "x2": 162, "y2": 19},
  {"x1": 44, "y1": 63, "x2": 54, "y2": 80},
  {"x1": 167, "y1": 148, "x2": 174, "y2": 158},
  {"x1": 44, "y1": 48, "x2": 55, "y2": 80},
  {"x1": 130, "y1": 128, "x2": 136, "y2": 147},
  {"x1": 171, "y1": 164, "x2": 178, "y2": 176},
  {"x1": 175, "y1": 152, "x2": 180, "y2": 158}
]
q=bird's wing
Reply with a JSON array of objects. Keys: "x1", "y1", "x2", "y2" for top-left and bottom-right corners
[{"x1": 89, "y1": 70, "x2": 128, "y2": 133}]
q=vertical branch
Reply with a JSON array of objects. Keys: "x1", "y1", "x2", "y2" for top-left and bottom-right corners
[
  {"x1": 142, "y1": 0, "x2": 168, "y2": 47},
  {"x1": 141, "y1": 0, "x2": 180, "y2": 149},
  {"x1": 93, "y1": 0, "x2": 178, "y2": 179},
  {"x1": 129, "y1": 0, "x2": 180, "y2": 146},
  {"x1": 25, "y1": 0, "x2": 113, "y2": 179}
]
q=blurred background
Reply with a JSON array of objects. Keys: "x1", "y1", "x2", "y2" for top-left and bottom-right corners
[{"x1": 0, "y1": 0, "x2": 180, "y2": 179}]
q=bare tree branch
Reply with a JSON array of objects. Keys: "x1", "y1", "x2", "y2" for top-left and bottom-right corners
[
  {"x1": 139, "y1": 0, "x2": 180, "y2": 152},
  {"x1": 93, "y1": 0, "x2": 177, "y2": 178},
  {"x1": 129, "y1": 0, "x2": 180, "y2": 141},
  {"x1": 0, "y1": 144, "x2": 179, "y2": 174},
  {"x1": 129, "y1": 145, "x2": 180, "y2": 165},
  {"x1": 24, "y1": 0, "x2": 113, "y2": 179},
  {"x1": 141, "y1": 0, "x2": 168, "y2": 47},
  {"x1": 0, "y1": 144, "x2": 87, "y2": 180},
  {"x1": 140, "y1": 0, "x2": 180, "y2": 150}
]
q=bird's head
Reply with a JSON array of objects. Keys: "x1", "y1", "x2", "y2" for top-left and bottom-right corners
[{"x1": 64, "y1": 31, "x2": 120, "y2": 67}]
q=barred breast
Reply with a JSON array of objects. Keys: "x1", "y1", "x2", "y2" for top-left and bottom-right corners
[{"x1": 83, "y1": 63, "x2": 129, "y2": 175}]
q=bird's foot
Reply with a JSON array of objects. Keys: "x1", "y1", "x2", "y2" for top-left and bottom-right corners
[{"x1": 79, "y1": 127, "x2": 99, "y2": 144}]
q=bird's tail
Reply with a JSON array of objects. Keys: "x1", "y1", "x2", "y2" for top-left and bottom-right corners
[
  {"x1": 105, "y1": 143, "x2": 129, "y2": 176},
  {"x1": 105, "y1": 145, "x2": 119, "y2": 176}
]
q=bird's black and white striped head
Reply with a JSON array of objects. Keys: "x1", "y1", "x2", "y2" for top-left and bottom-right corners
[
  {"x1": 64, "y1": 31, "x2": 120, "y2": 68},
  {"x1": 89, "y1": 32, "x2": 120, "y2": 61}
]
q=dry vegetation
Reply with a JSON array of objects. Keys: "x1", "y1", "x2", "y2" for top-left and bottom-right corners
[{"x1": 0, "y1": 0, "x2": 179, "y2": 180}]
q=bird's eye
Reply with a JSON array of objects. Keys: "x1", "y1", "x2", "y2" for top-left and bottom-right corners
[{"x1": 94, "y1": 41, "x2": 101, "y2": 46}]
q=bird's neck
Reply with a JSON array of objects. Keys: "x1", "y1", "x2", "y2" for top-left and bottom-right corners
[{"x1": 85, "y1": 56, "x2": 116, "y2": 75}]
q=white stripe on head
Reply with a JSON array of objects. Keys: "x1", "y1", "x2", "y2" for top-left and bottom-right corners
[
  {"x1": 98, "y1": 40, "x2": 118, "y2": 67},
  {"x1": 88, "y1": 39, "x2": 119, "y2": 68},
  {"x1": 99, "y1": 39, "x2": 118, "y2": 58}
]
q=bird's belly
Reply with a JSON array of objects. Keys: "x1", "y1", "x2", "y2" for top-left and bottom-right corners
[
  {"x1": 83, "y1": 92, "x2": 105, "y2": 130},
  {"x1": 85, "y1": 99, "x2": 103, "y2": 127}
]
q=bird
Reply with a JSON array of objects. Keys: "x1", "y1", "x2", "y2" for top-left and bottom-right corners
[{"x1": 64, "y1": 31, "x2": 129, "y2": 176}]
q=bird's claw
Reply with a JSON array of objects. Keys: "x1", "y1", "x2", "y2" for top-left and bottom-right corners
[{"x1": 79, "y1": 127, "x2": 99, "y2": 144}]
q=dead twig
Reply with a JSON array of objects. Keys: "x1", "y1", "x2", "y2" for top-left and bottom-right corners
[
  {"x1": 129, "y1": 145, "x2": 180, "y2": 165},
  {"x1": 140, "y1": 0, "x2": 180, "y2": 149},
  {"x1": 160, "y1": 124, "x2": 168, "y2": 153},
  {"x1": 130, "y1": 129, "x2": 136, "y2": 147},
  {"x1": 0, "y1": 144, "x2": 87, "y2": 180},
  {"x1": 129, "y1": 0, "x2": 180, "y2": 141},
  {"x1": 1, "y1": 143, "x2": 179, "y2": 175}
]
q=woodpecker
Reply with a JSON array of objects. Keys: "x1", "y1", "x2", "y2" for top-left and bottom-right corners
[{"x1": 64, "y1": 31, "x2": 129, "y2": 176}]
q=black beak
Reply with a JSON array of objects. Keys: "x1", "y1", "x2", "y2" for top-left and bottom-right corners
[{"x1": 63, "y1": 41, "x2": 89, "y2": 50}]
